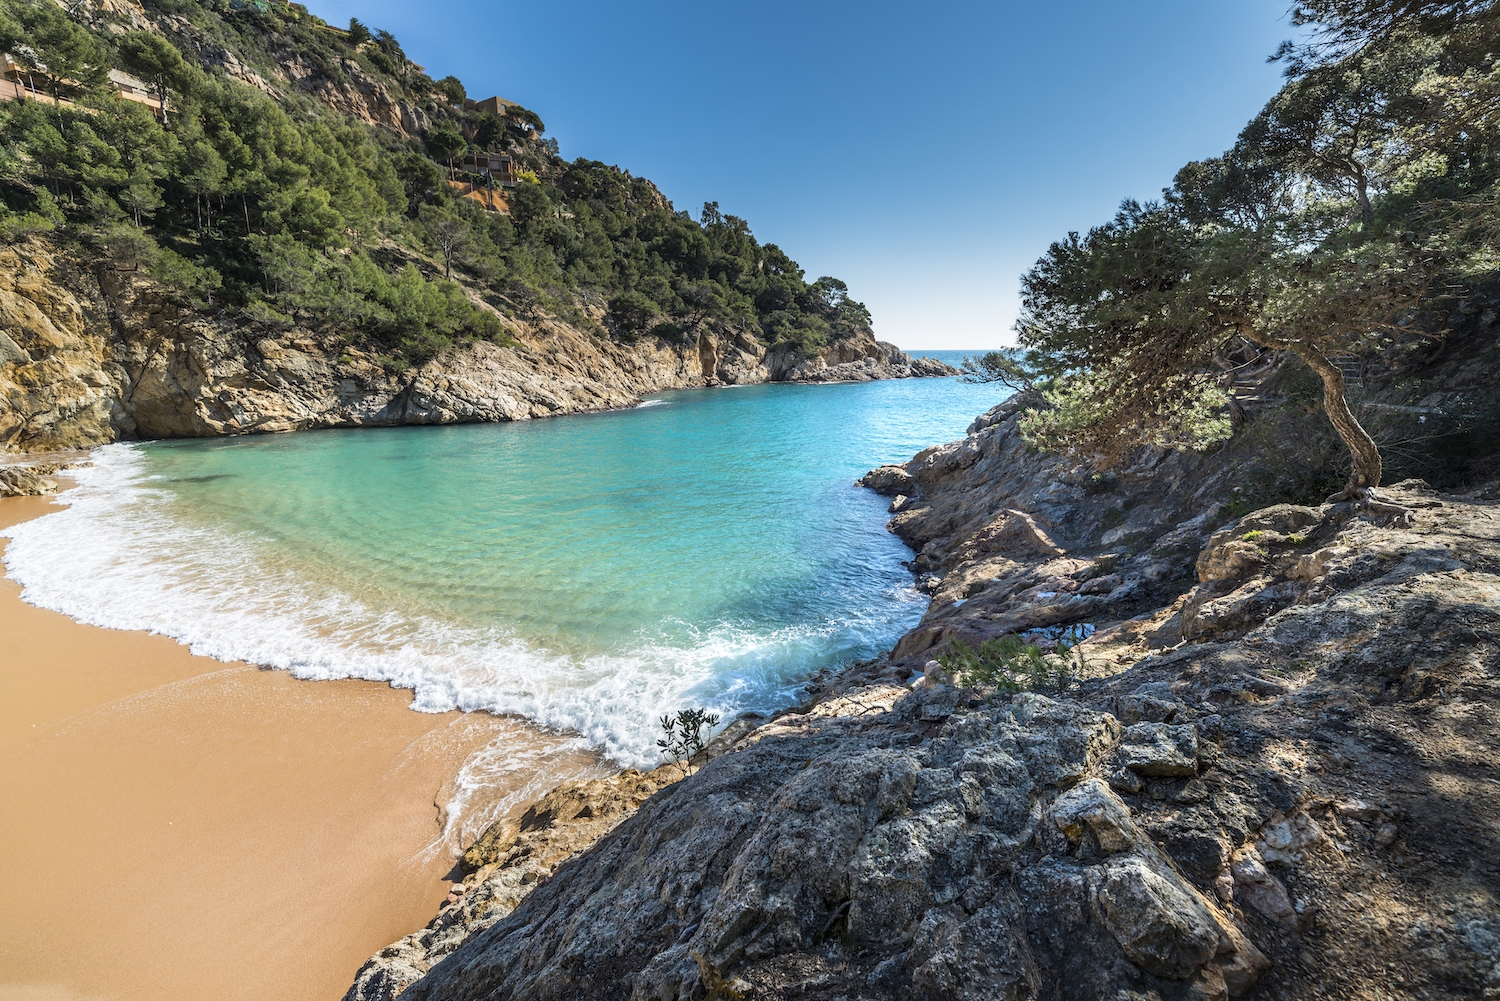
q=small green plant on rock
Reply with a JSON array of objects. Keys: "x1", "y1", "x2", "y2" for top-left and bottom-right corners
[
  {"x1": 1242, "y1": 529, "x2": 1266, "y2": 542},
  {"x1": 658, "y1": 708, "x2": 721, "y2": 776},
  {"x1": 938, "y1": 635, "x2": 1076, "y2": 695}
]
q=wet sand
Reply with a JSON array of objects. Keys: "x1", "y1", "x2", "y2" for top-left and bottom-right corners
[{"x1": 0, "y1": 493, "x2": 601, "y2": 1001}]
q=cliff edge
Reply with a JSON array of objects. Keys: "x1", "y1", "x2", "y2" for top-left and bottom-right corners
[{"x1": 0, "y1": 238, "x2": 951, "y2": 452}]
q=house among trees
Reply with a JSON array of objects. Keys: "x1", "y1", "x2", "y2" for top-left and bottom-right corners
[
  {"x1": 0, "y1": 54, "x2": 161, "y2": 111},
  {"x1": 442, "y1": 151, "x2": 514, "y2": 214},
  {"x1": 107, "y1": 68, "x2": 163, "y2": 111},
  {"x1": 462, "y1": 152, "x2": 515, "y2": 186},
  {"x1": 465, "y1": 95, "x2": 518, "y2": 116},
  {"x1": 0, "y1": 52, "x2": 31, "y2": 102}
]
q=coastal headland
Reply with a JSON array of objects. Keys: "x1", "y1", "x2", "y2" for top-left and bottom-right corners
[{"x1": 1, "y1": 0, "x2": 1498, "y2": 997}]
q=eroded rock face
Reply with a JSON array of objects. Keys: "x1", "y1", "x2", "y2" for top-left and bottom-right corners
[
  {"x1": 0, "y1": 240, "x2": 954, "y2": 453},
  {"x1": 0, "y1": 464, "x2": 57, "y2": 497},
  {"x1": 395, "y1": 689, "x2": 1267, "y2": 1001},
  {"x1": 346, "y1": 770, "x2": 676, "y2": 1001}
]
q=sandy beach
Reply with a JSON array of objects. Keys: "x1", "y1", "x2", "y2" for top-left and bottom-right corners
[{"x1": 0, "y1": 493, "x2": 601, "y2": 1001}]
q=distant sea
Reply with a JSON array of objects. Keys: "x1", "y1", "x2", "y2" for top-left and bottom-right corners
[
  {"x1": 908, "y1": 348, "x2": 988, "y2": 369},
  {"x1": 2, "y1": 363, "x2": 1009, "y2": 773}
]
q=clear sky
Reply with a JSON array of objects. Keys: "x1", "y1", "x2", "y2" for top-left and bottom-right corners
[{"x1": 304, "y1": 0, "x2": 1299, "y2": 351}]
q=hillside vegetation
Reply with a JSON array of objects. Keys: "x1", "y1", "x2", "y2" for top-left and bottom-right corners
[
  {"x1": 0, "y1": 0, "x2": 868, "y2": 371},
  {"x1": 987, "y1": 0, "x2": 1500, "y2": 500}
]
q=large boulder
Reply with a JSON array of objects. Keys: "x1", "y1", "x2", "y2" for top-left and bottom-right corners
[{"x1": 396, "y1": 691, "x2": 1266, "y2": 1001}]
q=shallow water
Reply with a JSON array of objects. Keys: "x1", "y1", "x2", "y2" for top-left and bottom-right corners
[{"x1": 3, "y1": 360, "x2": 1006, "y2": 768}]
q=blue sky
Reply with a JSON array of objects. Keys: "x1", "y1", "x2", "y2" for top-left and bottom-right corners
[{"x1": 305, "y1": 0, "x2": 1299, "y2": 351}]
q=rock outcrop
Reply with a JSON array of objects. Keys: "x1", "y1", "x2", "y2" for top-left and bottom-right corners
[
  {"x1": 347, "y1": 769, "x2": 678, "y2": 1001},
  {"x1": 395, "y1": 688, "x2": 1269, "y2": 1001},
  {"x1": 348, "y1": 396, "x2": 1500, "y2": 1001},
  {"x1": 0, "y1": 240, "x2": 954, "y2": 453},
  {"x1": 0, "y1": 453, "x2": 91, "y2": 496}
]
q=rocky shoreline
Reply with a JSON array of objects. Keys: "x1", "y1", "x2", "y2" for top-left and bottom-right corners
[
  {"x1": 344, "y1": 396, "x2": 1500, "y2": 1000},
  {"x1": 0, "y1": 239, "x2": 953, "y2": 454}
]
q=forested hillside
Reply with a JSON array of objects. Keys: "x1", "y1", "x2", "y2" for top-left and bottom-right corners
[
  {"x1": 987, "y1": 0, "x2": 1500, "y2": 500},
  {"x1": 0, "y1": 0, "x2": 869, "y2": 372}
]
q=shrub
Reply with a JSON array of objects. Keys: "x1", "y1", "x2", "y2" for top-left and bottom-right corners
[
  {"x1": 937, "y1": 635, "x2": 1077, "y2": 695},
  {"x1": 658, "y1": 708, "x2": 721, "y2": 776},
  {"x1": 608, "y1": 290, "x2": 661, "y2": 339}
]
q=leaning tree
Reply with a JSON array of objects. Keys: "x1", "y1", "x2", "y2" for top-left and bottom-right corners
[
  {"x1": 1015, "y1": 189, "x2": 1439, "y2": 498},
  {"x1": 1014, "y1": 22, "x2": 1455, "y2": 500}
]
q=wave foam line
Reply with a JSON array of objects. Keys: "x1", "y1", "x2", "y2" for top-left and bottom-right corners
[{"x1": 1, "y1": 444, "x2": 918, "y2": 766}]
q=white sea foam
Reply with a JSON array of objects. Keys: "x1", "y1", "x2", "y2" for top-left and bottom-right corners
[
  {"x1": 634, "y1": 399, "x2": 671, "y2": 408},
  {"x1": 428, "y1": 729, "x2": 606, "y2": 858},
  {"x1": 2, "y1": 444, "x2": 917, "y2": 769}
]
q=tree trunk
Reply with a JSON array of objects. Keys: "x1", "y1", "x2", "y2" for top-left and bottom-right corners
[{"x1": 1293, "y1": 345, "x2": 1382, "y2": 496}]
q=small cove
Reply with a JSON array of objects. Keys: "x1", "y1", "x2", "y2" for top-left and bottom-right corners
[{"x1": 3, "y1": 362, "x2": 1006, "y2": 805}]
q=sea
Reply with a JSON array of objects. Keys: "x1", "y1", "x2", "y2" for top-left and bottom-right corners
[{"x1": 2, "y1": 349, "x2": 1001, "y2": 773}]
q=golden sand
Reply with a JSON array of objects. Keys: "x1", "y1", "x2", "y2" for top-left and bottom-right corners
[{"x1": 0, "y1": 493, "x2": 598, "y2": 1001}]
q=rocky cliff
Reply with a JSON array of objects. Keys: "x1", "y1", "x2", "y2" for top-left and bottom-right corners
[
  {"x1": 346, "y1": 395, "x2": 1500, "y2": 1001},
  {"x1": 0, "y1": 239, "x2": 952, "y2": 453}
]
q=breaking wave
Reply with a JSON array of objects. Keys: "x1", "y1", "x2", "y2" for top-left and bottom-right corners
[{"x1": 2, "y1": 444, "x2": 921, "y2": 768}]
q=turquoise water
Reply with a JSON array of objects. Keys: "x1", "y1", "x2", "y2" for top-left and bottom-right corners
[{"x1": 3, "y1": 368, "x2": 1007, "y2": 765}]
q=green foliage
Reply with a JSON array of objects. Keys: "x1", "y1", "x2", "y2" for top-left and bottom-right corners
[
  {"x1": 937, "y1": 635, "x2": 1078, "y2": 695},
  {"x1": 117, "y1": 31, "x2": 187, "y2": 106},
  {"x1": 658, "y1": 708, "x2": 721, "y2": 775},
  {"x1": 608, "y1": 289, "x2": 661, "y2": 340},
  {"x1": 10, "y1": 0, "x2": 109, "y2": 103},
  {"x1": 424, "y1": 125, "x2": 466, "y2": 170},
  {"x1": 250, "y1": 235, "x2": 507, "y2": 361},
  {"x1": 151, "y1": 245, "x2": 222, "y2": 305},
  {"x1": 959, "y1": 349, "x2": 1041, "y2": 391},
  {"x1": 1014, "y1": 14, "x2": 1500, "y2": 491},
  {"x1": 434, "y1": 75, "x2": 466, "y2": 105},
  {"x1": 1242, "y1": 530, "x2": 1267, "y2": 542},
  {"x1": 1019, "y1": 368, "x2": 1234, "y2": 459},
  {"x1": 0, "y1": 0, "x2": 867, "y2": 370}
]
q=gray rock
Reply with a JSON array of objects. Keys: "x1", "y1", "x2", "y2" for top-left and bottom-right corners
[
  {"x1": 1117, "y1": 722, "x2": 1200, "y2": 777},
  {"x1": 392, "y1": 691, "x2": 1262, "y2": 1001},
  {"x1": 1183, "y1": 577, "x2": 1302, "y2": 640},
  {"x1": 860, "y1": 464, "x2": 917, "y2": 496},
  {"x1": 1052, "y1": 777, "x2": 1138, "y2": 852},
  {"x1": 1091, "y1": 853, "x2": 1223, "y2": 979},
  {"x1": 1230, "y1": 847, "x2": 1296, "y2": 927}
]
